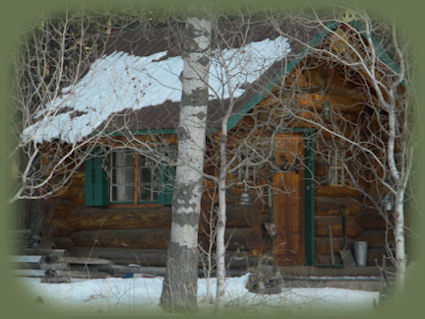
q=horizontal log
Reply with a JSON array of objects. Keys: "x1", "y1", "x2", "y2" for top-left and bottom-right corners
[
  {"x1": 355, "y1": 230, "x2": 388, "y2": 248},
  {"x1": 50, "y1": 218, "x2": 74, "y2": 237},
  {"x1": 9, "y1": 255, "x2": 42, "y2": 263},
  {"x1": 315, "y1": 216, "x2": 363, "y2": 238},
  {"x1": 98, "y1": 265, "x2": 166, "y2": 277},
  {"x1": 71, "y1": 228, "x2": 171, "y2": 250},
  {"x1": 14, "y1": 269, "x2": 45, "y2": 277},
  {"x1": 316, "y1": 250, "x2": 386, "y2": 267},
  {"x1": 318, "y1": 248, "x2": 387, "y2": 266},
  {"x1": 71, "y1": 173, "x2": 85, "y2": 187},
  {"x1": 50, "y1": 237, "x2": 74, "y2": 250},
  {"x1": 60, "y1": 184, "x2": 83, "y2": 199},
  {"x1": 97, "y1": 264, "x2": 145, "y2": 273},
  {"x1": 40, "y1": 263, "x2": 70, "y2": 271},
  {"x1": 45, "y1": 269, "x2": 108, "y2": 279},
  {"x1": 226, "y1": 206, "x2": 261, "y2": 227},
  {"x1": 71, "y1": 192, "x2": 85, "y2": 207},
  {"x1": 200, "y1": 206, "x2": 262, "y2": 230},
  {"x1": 10, "y1": 229, "x2": 31, "y2": 239},
  {"x1": 71, "y1": 225, "x2": 265, "y2": 252},
  {"x1": 71, "y1": 246, "x2": 263, "y2": 268},
  {"x1": 199, "y1": 227, "x2": 264, "y2": 252},
  {"x1": 43, "y1": 255, "x2": 113, "y2": 265},
  {"x1": 22, "y1": 248, "x2": 66, "y2": 256},
  {"x1": 296, "y1": 92, "x2": 365, "y2": 113},
  {"x1": 315, "y1": 186, "x2": 363, "y2": 198},
  {"x1": 50, "y1": 208, "x2": 74, "y2": 219},
  {"x1": 315, "y1": 196, "x2": 362, "y2": 216},
  {"x1": 59, "y1": 205, "x2": 261, "y2": 236},
  {"x1": 222, "y1": 253, "x2": 262, "y2": 269},
  {"x1": 355, "y1": 210, "x2": 387, "y2": 230},
  {"x1": 71, "y1": 247, "x2": 168, "y2": 266},
  {"x1": 12, "y1": 262, "x2": 41, "y2": 270},
  {"x1": 41, "y1": 276, "x2": 71, "y2": 283},
  {"x1": 315, "y1": 237, "x2": 345, "y2": 256},
  {"x1": 65, "y1": 207, "x2": 172, "y2": 232},
  {"x1": 367, "y1": 248, "x2": 387, "y2": 266},
  {"x1": 50, "y1": 199, "x2": 74, "y2": 218},
  {"x1": 315, "y1": 254, "x2": 342, "y2": 266}
]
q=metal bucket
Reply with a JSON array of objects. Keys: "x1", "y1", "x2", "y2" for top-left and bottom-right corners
[{"x1": 353, "y1": 241, "x2": 368, "y2": 266}]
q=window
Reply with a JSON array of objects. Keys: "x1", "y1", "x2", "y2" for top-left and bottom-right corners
[
  {"x1": 138, "y1": 155, "x2": 159, "y2": 202},
  {"x1": 328, "y1": 149, "x2": 345, "y2": 186},
  {"x1": 110, "y1": 150, "x2": 136, "y2": 202},
  {"x1": 110, "y1": 150, "x2": 160, "y2": 203},
  {"x1": 107, "y1": 146, "x2": 176, "y2": 204},
  {"x1": 238, "y1": 147, "x2": 259, "y2": 184}
]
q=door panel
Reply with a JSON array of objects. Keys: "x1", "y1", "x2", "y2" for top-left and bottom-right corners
[{"x1": 273, "y1": 134, "x2": 305, "y2": 265}]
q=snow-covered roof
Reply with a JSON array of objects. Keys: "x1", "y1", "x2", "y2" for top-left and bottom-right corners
[{"x1": 23, "y1": 36, "x2": 290, "y2": 144}]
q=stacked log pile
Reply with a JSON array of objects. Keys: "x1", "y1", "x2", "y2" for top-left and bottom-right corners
[{"x1": 11, "y1": 249, "x2": 178, "y2": 282}]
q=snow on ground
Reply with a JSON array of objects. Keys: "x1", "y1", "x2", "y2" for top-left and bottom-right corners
[{"x1": 16, "y1": 274, "x2": 380, "y2": 315}]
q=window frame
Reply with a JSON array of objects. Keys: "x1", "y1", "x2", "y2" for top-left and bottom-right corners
[
  {"x1": 327, "y1": 149, "x2": 345, "y2": 186},
  {"x1": 108, "y1": 148, "x2": 172, "y2": 205},
  {"x1": 237, "y1": 146, "x2": 260, "y2": 184}
]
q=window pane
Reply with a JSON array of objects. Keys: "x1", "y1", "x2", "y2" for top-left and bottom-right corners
[
  {"x1": 112, "y1": 151, "x2": 134, "y2": 167},
  {"x1": 111, "y1": 186, "x2": 118, "y2": 201},
  {"x1": 141, "y1": 168, "x2": 151, "y2": 184},
  {"x1": 140, "y1": 185, "x2": 151, "y2": 201},
  {"x1": 112, "y1": 169, "x2": 118, "y2": 184},
  {"x1": 110, "y1": 150, "x2": 135, "y2": 202},
  {"x1": 125, "y1": 152, "x2": 134, "y2": 167},
  {"x1": 124, "y1": 186, "x2": 134, "y2": 201},
  {"x1": 125, "y1": 168, "x2": 135, "y2": 184},
  {"x1": 111, "y1": 185, "x2": 134, "y2": 202}
]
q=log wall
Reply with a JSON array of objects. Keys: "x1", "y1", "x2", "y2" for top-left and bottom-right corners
[
  {"x1": 47, "y1": 166, "x2": 387, "y2": 266},
  {"x1": 46, "y1": 167, "x2": 267, "y2": 266},
  {"x1": 314, "y1": 191, "x2": 387, "y2": 266}
]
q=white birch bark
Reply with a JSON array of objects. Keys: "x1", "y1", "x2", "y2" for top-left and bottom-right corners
[
  {"x1": 160, "y1": 17, "x2": 211, "y2": 313},
  {"x1": 216, "y1": 125, "x2": 228, "y2": 307},
  {"x1": 388, "y1": 103, "x2": 407, "y2": 291}
]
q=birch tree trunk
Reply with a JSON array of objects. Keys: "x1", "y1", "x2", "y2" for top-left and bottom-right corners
[
  {"x1": 216, "y1": 126, "x2": 228, "y2": 307},
  {"x1": 160, "y1": 17, "x2": 211, "y2": 313},
  {"x1": 394, "y1": 191, "x2": 406, "y2": 291}
]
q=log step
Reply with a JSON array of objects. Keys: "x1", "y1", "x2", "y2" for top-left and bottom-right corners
[
  {"x1": 45, "y1": 269, "x2": 109, "y2": 279},
  {"x1": 22, "y1": 248, "x2": 67, "y2": 256},
  {"x1": 42, "y1": 255, "x2": 113, "y2": 265},
  {"x1": 9, "y1": 255, "x2": 42, "y2": 263},
  {"x1": 14, "y1": 269, "x2": 45, "y2": 277},
  {"x1": 97, "y1": 264, "x2": 166, "y2": 277}
]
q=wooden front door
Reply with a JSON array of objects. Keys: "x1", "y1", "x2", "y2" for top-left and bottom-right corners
[{"x1": 273, "y1": 134, "x2": 305, "y2": 265}]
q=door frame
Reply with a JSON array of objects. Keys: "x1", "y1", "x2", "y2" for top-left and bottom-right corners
[{"x1": 270, "y1": 127, "x2": 316, "y2": 266}]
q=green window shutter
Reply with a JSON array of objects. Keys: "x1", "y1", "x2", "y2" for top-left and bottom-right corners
[
  {"x1": 85, "y1": 155, "x2": 108, "y2": 206},
  {"x1": 158, "y1": 164, "x2": 175, "y2": 205}
]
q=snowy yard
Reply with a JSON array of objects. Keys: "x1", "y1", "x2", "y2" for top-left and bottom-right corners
[{"x1": 16, "y1": 274, "x2": 380, "y2": 315}]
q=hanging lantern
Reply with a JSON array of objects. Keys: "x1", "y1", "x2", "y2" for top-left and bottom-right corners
[
  {"x1": 383, "y1": 194, "x2": 394, "y2": 211},
  {"x1": 239, "y1": 190, "x2": 251, "y2": 206},
  {"x1": 321, "y1": 101, "x2": 332, "y2": 119}
]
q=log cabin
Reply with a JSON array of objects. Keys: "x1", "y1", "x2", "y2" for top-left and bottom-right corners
[{"x1": 22, "y1": 19, "x2": 402, "y2": 271}]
